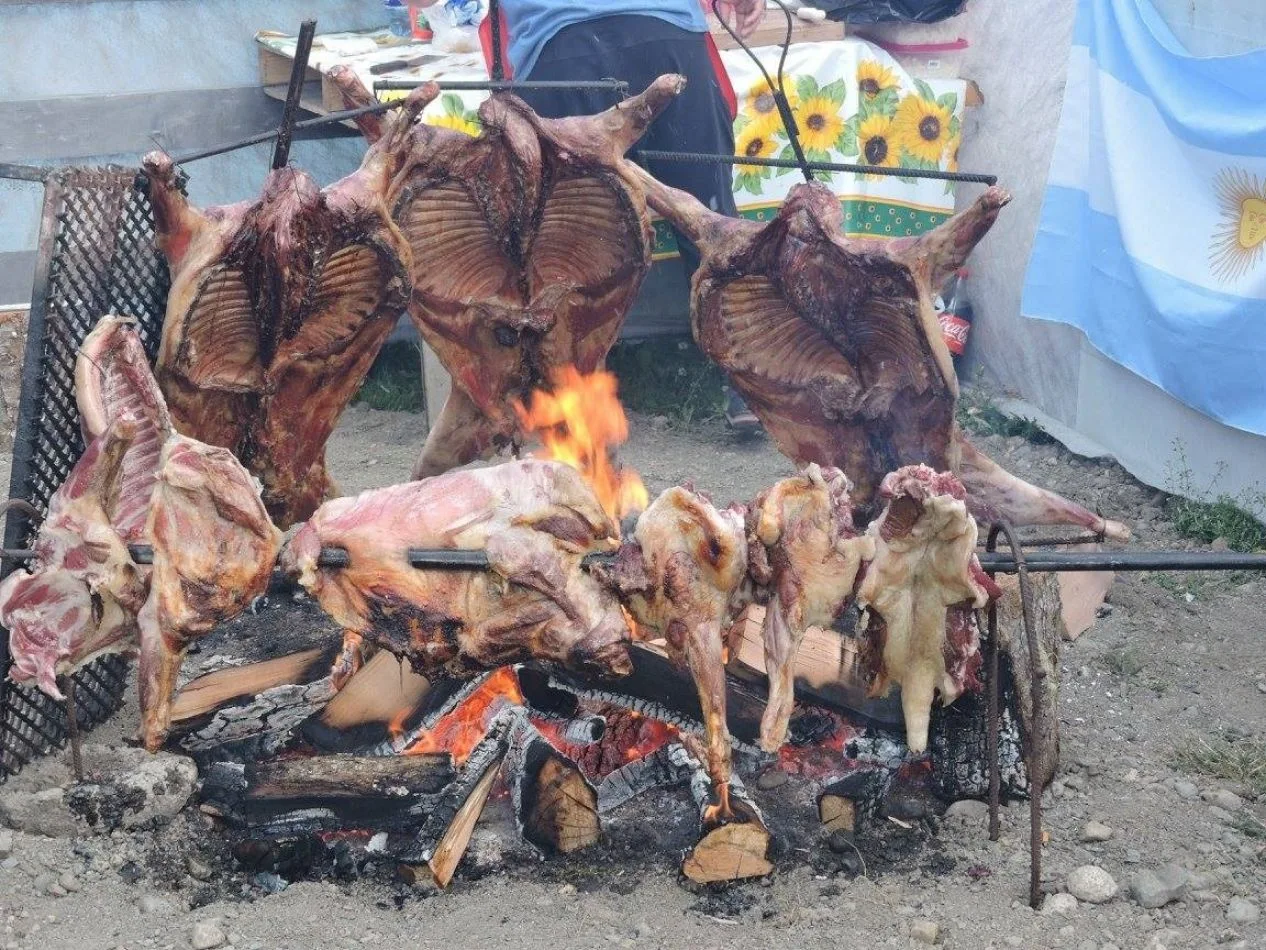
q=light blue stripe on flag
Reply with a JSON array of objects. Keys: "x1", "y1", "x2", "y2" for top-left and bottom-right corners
[{"x1": 1026, "y1": 186, "x2": 1266, "y2": 436}]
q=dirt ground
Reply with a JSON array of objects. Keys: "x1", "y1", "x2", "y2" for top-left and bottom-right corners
[{"x1": 0, "y1": 407, "x2": 1263, "y2": 950}]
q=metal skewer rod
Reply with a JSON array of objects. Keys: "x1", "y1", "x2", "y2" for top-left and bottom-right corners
[
  {"x1": 371, "y1": 78, "x2": 630, "y2": 92},
  {"x1": 634, "y1": 149, "x2": 999, "y2": 185},
  {"x1": 271, "y1": 19, "x2": 318, "y2": 170}
]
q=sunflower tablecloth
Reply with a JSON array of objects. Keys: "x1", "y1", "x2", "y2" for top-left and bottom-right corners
[{"x1": 263, "y1": 32, "x2": 966, "y2": 259}]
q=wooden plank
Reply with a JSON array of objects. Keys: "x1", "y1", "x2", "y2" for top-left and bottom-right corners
[{"x1": 170, "y1": 646, "x2": 337, "y2": 725}]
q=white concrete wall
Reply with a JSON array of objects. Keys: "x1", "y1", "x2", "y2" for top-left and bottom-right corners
[{"x1": 865, "y1": 0, "x2": 1266, "y2": 512}]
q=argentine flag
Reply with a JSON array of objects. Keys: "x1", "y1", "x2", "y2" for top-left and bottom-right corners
[{"x1": 1022, "y1": 0, "x2": 1266, "y2": 436}]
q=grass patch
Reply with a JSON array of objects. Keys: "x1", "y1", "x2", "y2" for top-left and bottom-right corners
[
  {"x1": 1166, "y1": 443, "x2": 1266, "y2": 552},
  {"x1": 354, "y1": 341, "x2": 425, "y2": 413},
  {"x1": 1173, "y1": 734, "x2": 1266, "y2": 799},
  {"x1": 1099, "y1": 644, "x2": 1145, "y2": 677},
  {"x1": 607, "y1": 335, "x2": 727, "y2": 423},
  {"x1": 956, "y1": 385, "x2": 1054, "y2": 444}
]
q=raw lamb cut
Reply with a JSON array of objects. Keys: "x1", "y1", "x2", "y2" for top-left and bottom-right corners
[
  {"x1": 138, "y1": 435, "x2": 281, "y2": 750},
  {"x1": 141, "y1": 83, "x2": 433, "y2": 528},
  {"x1": 591, "y1": 486, "x2": 750, "y2": 818},
  {"x1": 279, "y1": 460, "x2": 633, "y2": 682},
  {"x1": 0, "y1": 420, "x2": 146, "y2": 698},
  {"x1": 627, "y1": 166, "x2": 1129, "y2": 540},
  {"x1": 331, "y1": 71, "x2": 685, "y2": 479},
  {"x1": 855, "y1": 465, "x2": 1000, "y2": 754},
  {"x1": 745, "y1": 465, "x2": 874, "y2": 751}
]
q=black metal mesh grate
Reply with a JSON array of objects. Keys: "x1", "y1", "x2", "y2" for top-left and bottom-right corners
[{"x1": 0, "y1": 166, "x2": 171, "y2": 783}]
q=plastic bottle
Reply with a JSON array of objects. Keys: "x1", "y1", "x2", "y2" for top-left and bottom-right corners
[
  {"x1": 936, "y1": 267, "x2": 973, "y2": 363},
  {"x1": 383, "y1": 0, "x2": 411, "y2": 37}
]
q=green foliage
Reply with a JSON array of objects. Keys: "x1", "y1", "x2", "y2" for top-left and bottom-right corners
[
  {"x1": 1174, "y1": 734, "x2": 1266, "y2": 799},
  {"x1": 353, "y1": 341, "x2": 425, "y2": 413},
  {"x1": 606, "y1": 336, "x2": 726, "y2": 423},
  {"x1": 956, "y1": 388, "x2": 1054, "y2": 445},
  {"x1": 1165, "y1": 442, "x2": 1266, "y2": 552}
]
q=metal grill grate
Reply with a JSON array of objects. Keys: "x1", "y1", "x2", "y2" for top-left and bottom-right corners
[{"x1": 0, "y1": 165, "x2": 171, "y2": 783}]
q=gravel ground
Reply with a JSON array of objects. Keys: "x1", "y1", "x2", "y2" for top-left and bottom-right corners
[{"x1": 0, "y1": 407, "x2": 1263, "y2": 950}]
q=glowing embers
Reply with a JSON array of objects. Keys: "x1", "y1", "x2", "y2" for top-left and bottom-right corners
[{"x1": 515, "y1": 366, "x2": 648, "y2": 521}]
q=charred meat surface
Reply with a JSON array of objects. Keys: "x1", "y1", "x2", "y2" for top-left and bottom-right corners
[
  {"x1": 280, "y1": 460, "x2": 633, "y2": 681},
  {"x1": 138, "y1": 435, "x2": 282, "y2": 751},
  {"x1": 592, "y1": 486, "x2": 749, "y2": 818},
  {"x1": 331, "y1": 71, "x2": 685, "y2": 479},
  {"x1": 142, "y1": 84, "x2": 433, "y2": 528},
  {"x1": 630, "y1": 166, "x2": 1128, "y2": 539},
  {"x1": 746, "y1": 464, "x2": 874, "y2": 752},
  {"x1": 855, "y1": 465, "x2": 1000, "y2": 754}
]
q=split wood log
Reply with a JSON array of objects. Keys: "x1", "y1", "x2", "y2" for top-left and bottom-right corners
[
  {"x1": 505, "y1": 716, "x2": 599, "y2": 854},
  {"x1": 243, "y1": 753, "x2": 455, "y2": 829},
  {"x1": 726, "y1": 605, "x2": 904, "y2": 726},
  {"x1": 818, "y1": 793, "x2": 856, "y2": 835},
  {"x1": 671, "y1": 743, "x2": 773, "y2": 883},
  {"x1": 300, "y1": 650, "x2": 434, "y2": 752},
  {"x1": 170, "y1": 645, "x2": 341, "y2": 728},
  {"x1": 398, "y1": 708, "x2": 515, "y2": 887},
  {"x1": 596, "y1": 745, "x2": 690, "y2": 813}
]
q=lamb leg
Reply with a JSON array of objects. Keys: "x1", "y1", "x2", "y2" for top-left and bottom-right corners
[
  {"x1": 956, "y1": 436, "x2": 1130, "y2": 541},
  {"x1": 413, "y1": 388, "x2": 505, "y2": 480},
  {"x1": 677, "y1": 617, "x2": 733, "y2": 820},
  {"x1": 758, "y1": 593, "x2": 797, "y2": 755}
]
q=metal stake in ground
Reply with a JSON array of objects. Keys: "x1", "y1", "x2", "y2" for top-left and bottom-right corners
[
  {"x1": 272, "y1": 19, "x2": 318, "y2": 171},
  {"x1": 59, "y1": 674, "x2": 83, "y2": 782}
]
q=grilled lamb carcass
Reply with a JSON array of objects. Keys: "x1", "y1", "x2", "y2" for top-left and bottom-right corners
[
  {"x1": 279, "y1": 460, "x2": 633, "y2": 682},
  {"x1": 627, "y1": 165, "x2": 1128, "y2": 540},
  {"x1": 138, "y1": 435, "x2": 281, "y2": 751},
  {"x1": 591, "y1": 486, "x2": 749, "y2": 819},
  {"x1": 141, "y1": 83, "x2": 434, "y2": 528},
  {"x1": 331, "y1": 71, "x2": 685, "y2": 479},
  {"x1": 0, "y1": 421, "x2": 147, "y2": 698},
  {"x1": 746, "y1": 465, "x2": 874, "y2": 752},
  {"x1": 855, "y1": 465, "x2": 1000, "y2": 754}
]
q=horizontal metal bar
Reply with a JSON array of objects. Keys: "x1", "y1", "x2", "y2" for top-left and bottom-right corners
[
  {"x1": 635, "y1": 148, "x2": 998, "y2": 186},
  {"x1": 0, "y1": 163, "x2": 47, "y2": 182},
  {"x1": 371, "y1": 79, "x2": 630, "y2": 92},
  {"x1": 1, "y1": 544, "x2": 1257, "y2": 576}
]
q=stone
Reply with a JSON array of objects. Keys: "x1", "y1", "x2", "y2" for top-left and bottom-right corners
[
  {"x1": 1042, "y1": 893, "x2": 1079, "y2": 916},
  {"x1": 190, "y1": 919, "x2": 226, "y2": 950},
  {"x1": 943, "y1": 799, "x2": 989, "y2": 823},
  {"x1": 0, "y1": 788, "x2": 80, "y2": 838},
  {"x1": 1081, "y1": 821, "x2": 1113, "y2": 843},
  {"x1": 33, "y1": 872, "x2": 60, "y2": 896},
  {"x1": 56, "y1": 871, "x2": 79, "y2": 893},
  {"x1": 1067, "y1": 866, "x2": 1117, "y2": 904},
  {"x1": 63, "y1": 748, "x2": 197, "y2": 832},
  {"x1": 1129, "y1": 865, "x2": 1188, "y2": 909},
  {"x1": 909, "y1": 920, "x2": 939, "y2": 945},
  {"x1": 186, "y1": 857, "x2": 213, "y2": 882},
  {"x1": 1226, "y1": 898, "x2": 1260, "y2": 924},
  {"x1": 1143, "y1": 930, "x2": 1182, "y2": 950},
  {"x1": 1173, "y1": 779, "x2": 1199, "y2": 800},
  {"x1": 138, "y1": 894, "x2": 173, "y2": 915},
  {"x1": 1210, "y1": 789, "x2": 1242, "y2": 811}
]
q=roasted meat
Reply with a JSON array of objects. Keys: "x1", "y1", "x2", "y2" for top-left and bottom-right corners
[
  {"x1": 331, "y1": 71, "x2": 685, "y2": 479},
  {"x1": 592, "y1": 486, "x2": 749, "y2": 818},
  {"x1": 746, "y1": 465, "x2": 874, "y2": 751},
  {"x1": 279, "y1": 460, "x2": 633, "y2": 681},
  {"x1": 0, "y1": 421, "x2": 146, "y2": 698},
  {"x1": 855, "y1": 465, "x2": 1000, "y2": 754},
  {"x1": 138, "y1": 435, "x2": 281, "y2": 750},
  {"x1": 141, "y1": 83, "x2": 433, "y2": 528},
  {"x1": 629, "y1": 166, "x2": 1128, "y2": 539}
]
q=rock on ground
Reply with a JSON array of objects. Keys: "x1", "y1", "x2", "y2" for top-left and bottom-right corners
[
  {"x1": 909, "y1": 919, "x2": 939, "y2": 945},
  {"x1": 1066, "y1": 865, "x2": 1117, "y2": 904},
  {"x1": 1042, "y1": 893, "x2": 1079, "y2": 916},
  {"x1": 1080, "y1": 820, "x2": 1112, "y2": 842},
  {"x1": 1129, "y1": 865, "x2": 1189, "y2": 909},
  {"x1": 1226, "y1": 897, "x2": 1260, "y2": 924},
  {"x1": 190, "y1": 918, "x2": 227, "y2": 950}
]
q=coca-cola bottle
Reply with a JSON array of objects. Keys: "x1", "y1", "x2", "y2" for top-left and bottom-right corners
[{"x1": 936, "y1": 267, "x2": 972, "y2": 365}]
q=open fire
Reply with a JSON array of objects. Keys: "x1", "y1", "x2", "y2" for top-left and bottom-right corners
[{"x1": 514, "y1": 366, "x2": 648, "y2": 521}]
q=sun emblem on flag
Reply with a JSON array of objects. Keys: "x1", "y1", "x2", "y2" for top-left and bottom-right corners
[{"x1": 1210, "y1": 168, "x2": 1266, "y2": 283}]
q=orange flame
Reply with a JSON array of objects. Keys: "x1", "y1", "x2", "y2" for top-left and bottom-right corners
[
  {"x1": 514, "y1": 366, "x2": 648, "y2": 521},
  {"x1": 404, "y1": 668, "x2": 524, "y2": 764}
]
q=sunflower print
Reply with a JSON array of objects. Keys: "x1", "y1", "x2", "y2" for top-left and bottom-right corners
[
  {"x1": 857, "y1": 114, "x2": 898, "y2": 168},
  {"x1": 735, "y1": 113, "x2": 780, "y2": 163},
  {"x1": 857, "y1": 60, "x2": 898, "y2": 104},
  {"x1": 892, "y1": 94, "x2": 953, "y2": 164},
  {"x1": 744, "y1": 79, "x2": 798, "y2": 120},
  {"x1": 794, "y1": 96, "x2": 846, "y2": 154},
  {"x1": 427, "y1": 112, "x2": 480, "y2": 137}
]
